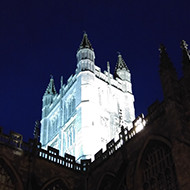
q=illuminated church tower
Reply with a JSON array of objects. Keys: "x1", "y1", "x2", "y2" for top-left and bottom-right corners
[{"x1": 40, "y1": 33, "x2": 135, "y2": 160}]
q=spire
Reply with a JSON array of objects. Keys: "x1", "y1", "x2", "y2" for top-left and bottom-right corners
[
  {"x1": 114, "y1": 53, "x2": 130, "y2": 80},
  {"x1": 181, "y1": 40, "x2": 190, "y2": 70},
  {"x1": 159, "y1": 44, "x2": 174, "y2": 70},
  {"x1": 44, "y1": 75, "x2": 57, "y2": 96},
  {"x1": 115, "y1": 53, "x2": 129, "y2": 71},
  {"x1": 159, "y1": 44, "x2": 178, "y2": 99},
  {"x1": 76, "y1": 32, "x2": 95, "y2": 73},
  {"x1": 79, "y1": 32, "x2": 93, "y2": 50}
]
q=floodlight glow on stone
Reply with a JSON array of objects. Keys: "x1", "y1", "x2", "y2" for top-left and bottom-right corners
[
  {"x1": 134, "y1": 114, "x2": 146, "y2": 133},
  {"x1": 40, "y1": 34, "x2": 136, "y2": 161}
]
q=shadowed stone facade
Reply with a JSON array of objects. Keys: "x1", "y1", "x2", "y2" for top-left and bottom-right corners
[{"x1": 0, "y1": 41, "x2": 190, "y2": 190}]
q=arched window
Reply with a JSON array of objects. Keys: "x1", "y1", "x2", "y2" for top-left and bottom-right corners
[
  {"x1": 48, "y1": 121, "x2": 52, "y2": 139},
  {"x1": 141, "y1": 141, "x2": 178, "y2": 190},
  {"x1": 44, "y1": 179, "x2": 68, "y2": 190},
  {"x1": 0, "y1": 159, "x2": 15, "y2": 190}
]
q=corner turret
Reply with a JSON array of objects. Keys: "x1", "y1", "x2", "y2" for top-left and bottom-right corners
[
  {"x1": 76, "y1": 33, "x2": 95, "y2": 73},
  {"x1": 44, "y1": 76, "x2": 57, "y2": 96},
  {"x1": 42, "y1": 76, "x2": 57, "y2": 114},
  {"x1": 114, "y1": 53, "x2": 130, "y2": 81},
  {"x1": 41, "y1": 76, "x2": 57, "y2": 145}
]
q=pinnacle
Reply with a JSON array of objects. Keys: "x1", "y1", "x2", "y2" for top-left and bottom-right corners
[
  {"x1": 181, "y1": 40, "x2": 188, "y2": 50},
  {"x1": 115, "y1": 53, "x2": 129, "y2": 71},
  {"x1": 159, "y1": 44, "x2": 173, "y2": 69},
  {"x1": 79, "y1": 32, "x2": 93, "y2": 50},
  {"x1": 44, "y1": 76, "x2": 57, "y2": 96},
  {"x1": 159, "y1": 44, "x2": 166, "y2": 54},
  {"x1": 180, "y1": 40, "x2": 190, "y2": 68},
  {"x1": 114, "y1": 53, "x2": 130, "y2": 80}
]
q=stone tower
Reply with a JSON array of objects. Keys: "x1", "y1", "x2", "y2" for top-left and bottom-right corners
[{"x1": 40, "y1": 33, "x2": 135, "y2": 160}]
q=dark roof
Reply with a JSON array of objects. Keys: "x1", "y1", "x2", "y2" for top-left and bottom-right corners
[
  {"x1": 79, "y1": 33, "x2": 93, "y2": 50},
  {"x1": 44, "y1": 76, "x2": 57, "y2": 95},
  {"x1": 115, "y1": 54, "x2": 129, "y2": 71}
]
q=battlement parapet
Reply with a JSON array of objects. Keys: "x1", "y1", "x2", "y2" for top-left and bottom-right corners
[
  {"x1": 89, "y1": 114, "x2": 147, "y2": 167},
  {"x1": 92, "y1": 114, "x2": 146, "y2": 165},
  {"x1": 0, "y1": 114, "x2": 146, "y2": 172},
  {"x1": 38, "y1": 146, "x2": 86, "y2": 171},
  {"x1": 0, "y1": 128, "x2": 89, "y2": 172},
  {"x1": 94, "y1": 65, "x2": 130, "y2": 92}
]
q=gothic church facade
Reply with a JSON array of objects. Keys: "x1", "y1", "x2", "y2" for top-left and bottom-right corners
[
  {"x1": 0, "y1": 39, "x2": 190, "y2": 190},
  {"x1": 40, "y1": 33, "x2": 135, "y2": 160}
]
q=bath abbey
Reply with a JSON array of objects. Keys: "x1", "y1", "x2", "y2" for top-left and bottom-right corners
[
  {"x1": 40, "y1": 33, "x2": 135, "y2": 161},
  {"x1": 0, "y1": 35, "x2": 190, "y2": 190}
]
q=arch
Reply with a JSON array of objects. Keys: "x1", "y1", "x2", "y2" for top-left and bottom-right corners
[
  {"x1": 41, "y1": 177, "x2": 69, "y2": 190},
  {"x1": 0, "y1": 157, "x2": 23, "y2": 190},
  {"x1": 136, "y1": 135, "x2": 172, "y2": 172},
  {"x1": 96, "y1": 172, "x2": 116, "y2": 190},
  {"x1": 134, "y1": 135, "x2": 178, "y2": 190}
]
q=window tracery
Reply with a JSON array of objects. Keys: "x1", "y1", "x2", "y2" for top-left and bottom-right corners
[
  {"x1": 142, "y1": 141, "x2": 178, "y2": 190},
  {"x1": 64, "y1": 97, "x2": 76, "y2": 123},
  {"x1": 66, "y1": 125, "x2": 75, "y2": 148},
  {"x1": 0, "y1": 160, "x2": 15, "y2": 190}
]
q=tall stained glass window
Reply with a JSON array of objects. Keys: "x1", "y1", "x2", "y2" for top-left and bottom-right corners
[{"x1": 142, "y1": 141, "x2": 178, "y2": 190}]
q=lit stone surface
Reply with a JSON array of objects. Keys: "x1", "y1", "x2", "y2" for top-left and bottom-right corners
[{"x1": 40, "y1": 34, "x2": 135, "y2": 160}]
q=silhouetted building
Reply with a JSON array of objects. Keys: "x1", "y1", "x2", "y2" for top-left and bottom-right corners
[{"x1": 0, "y1": 40, "x2": 190, "y2": 190}]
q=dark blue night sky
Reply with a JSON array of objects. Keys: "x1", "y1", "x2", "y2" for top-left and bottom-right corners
[{"x1": 0, "y1": 0, "x2": 190, "y2": 140}]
